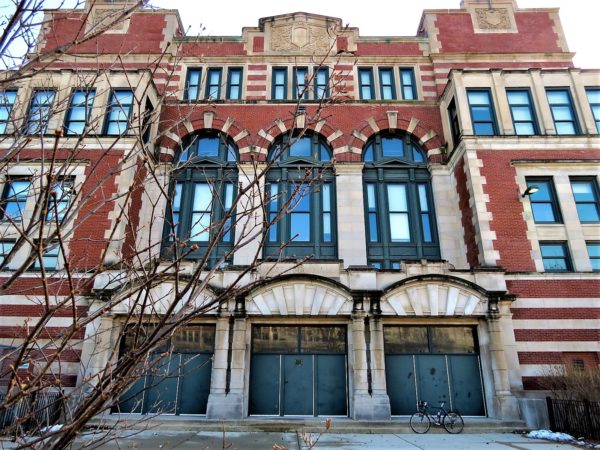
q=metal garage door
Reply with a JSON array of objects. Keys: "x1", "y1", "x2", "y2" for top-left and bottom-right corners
[
  {"x1": 115, "y1": 325, "x2": 215, "y2": 415},
  {"x1": 384, "y1": 326, "x2": 485, "y2": 416},
  {"x1": 249, "y1": 325, "x2": 348, "y2": 417}
]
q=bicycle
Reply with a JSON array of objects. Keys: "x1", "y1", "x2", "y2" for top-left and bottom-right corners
[{"x1": 409, "y1": 400, "x2": 464, "y2": 434}]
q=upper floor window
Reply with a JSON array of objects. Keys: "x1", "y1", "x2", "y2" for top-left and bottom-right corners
[
  {"x1": 0, "y1": 90, "x2": 17, "y2": 134},
  {"x1": 164, "y1": 133, "x2": 238, "y2": 266},
  {"x1": 447, "y1": 98, "x2": 461, "y2": 149},
  {"x1": 64, "y1": 89, "x2": 95, "y2": 135},
  {"x1": 227, "y1": 68, "x2": 243, "y2": 100},
  {"x1": 570, "y1": 178, "x2": 600, "y2": 223},
  {"x1": 0, "y1": 240, "x2": 14, "y2": 267},
  {"x1": 206, "y1": 68, "x2": 222, "y2": 100},
  {"x1": 185, "y1": 68, "x2": 202, "y2": 101},
  {"x1": 540, "y1": 241, "x2": 571, "y2": 272},
  {"x1": 546, "y1": 88, "x2": 579, "y2": 135},
  {"x1": 363, "y1": 133, "x2": 439, "y2": 269},
  {"x1": 400, "y1": 68, "x2": 417, "y2": 100},
  {"x1": 315, "y1": 68, "x2": 329, "y2": 99},
  {"x1": 294, "y1": 67, "x2": 309, "y2": 100},
  {"x1": 46, "y1": 178, "x2": 74, "y2": 223},
  {"x1": 104, "y1": 89, "x2": 133, "y2": 135},
  {"x1": 30, "y1": 241, "x2": 60, "y2": 271},
  {"x1": 507, "y1": 89, "x2": 538, "y2": 135},
  {"x1": 272, "y1": 68, "x2": 288, "y2": 100},
  {"x1": 587, "y1": 242, "x2": 600, "y2": 271},
  {"x1": 526, "y1": 178, "x2": 562, "y2": 224},
  {"x1": 265, "y1": 133, "x2": 336, "y2": 260},
  {"x1": 467, "y1": 89, "x2": 497, "y2": 136},
  {"x1": 358, "y1": 68, "x2": 375, "y2": 100},
  {"x1": 586, "y1": 88, "x2": 600, "y2": 133},
  {"x1": 0, "y1": 177, "x2": 31, "y2": 222},
  {"x1": 379, "y1": 68, "x2": 396, "y2": 100},
  {"x1": 26, "y1": 89, "x2": 55, "y2": 134}
]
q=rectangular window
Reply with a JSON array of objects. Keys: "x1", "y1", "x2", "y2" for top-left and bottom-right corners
[
  {"x1": 26, "y1": 89, "x2": 55, "y2": 134},
  {"x1": 315, "y1": 68, "x2": 329, "y2": 99},
  {"x1": 0, "y1": 90, "x2": 17, "y2": 134},
  {"x1": 272, "y1": 68, "x2": 288, "y2": 100},
  {"x1": 358, "y1": 68, "x2": 374, "y2": 100},
  {"x1": 540, "y1": 242, "x2": 571, "y2": 272},
  {"x1": 226, "y1": 68, "x2": 243, "y2": 100},
  {"x1": 507, "y1": 89, "x2": 538, "y2": 135},
  {"x1": 546, "y1": 88, "x2": 579, "y2": 135},
  {"x1": 387, "y1": 184, "x2": 410, "y2": 242},
  {"x1": 448, "y1": 98, "x2": 461, "y2": 148},
  {"x1": 570, "y1": 178, "x2": 600, "y2": 223},
  {"x1": 222, "y1": 183, "x2": 235, "y2": 242},
  {"x1": 586, "y1": 88, "x2": 600, "y2": 133},
  {"x1": 31, "y1": 241, "x2": 60, "y2": 271},
  {"x1": 46, "y1": 178, "x2": 74, "y2": 222},
  {"x1": 0, "y1": 241, "x2": 15, "y2": 267},
  {"x1": 290, "y1": 185, "x2": 310, "y2": 242},
  {"x1": 0, "y1": 178, "x2": 31, "y2": 222},
  {"x1": 526, "y1": 178, "x2": 562, "y2": 223},
  {"x1": 267, "y1": 184, "x2": 279, "y2": 242},
  {"x1": 366, "y1": 183, "x2": 379, "y2": 242},
  {"x1": 417, "y1": 184, "x2": 433, "y2": 243},
  {"x1": 190, "y1": 183, "x2": 212, "y2": 242},
  {"x1": 170, "y1": 183, "x2": 182, "y2": 240},
  {"x1": 104, "y1": 90, "x2": 133, "y2": 135},
  {"x1": 400, "y1": 68, "x2": 416, "y2": 100},
  {"x1": 64, "y1": 89, "x2": 95, "y2": 135},
  {"x1": 185, "y1": 68, "x2": 202, "y2": 100},
  {"x1": 587, "y1": 242, "x2": 600, "y2": 271},
  {"x1": 322, "y1": 183, "x2": 332, "y2": 242},
  {"x1": 379, "y1": 68, "x2": 396, "y2": 100},
  {"x1": 293, "y1": 67, "x2": 308, "y2": 100},
  {"x1": 467, "y1": 89, "x2": 497, "y2": 136},
  {"x1": 205, "y1": 68, "x2": 222, "y2": 100}
]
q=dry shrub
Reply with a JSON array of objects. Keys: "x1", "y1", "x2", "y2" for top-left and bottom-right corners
[{"x1": 539, "y1": 365, "x2": 600, "y2": 401}]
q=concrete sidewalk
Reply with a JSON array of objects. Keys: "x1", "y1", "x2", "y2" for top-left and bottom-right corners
[{"x1": 67, "y1": 430, "x2": 581, "y2": 449}]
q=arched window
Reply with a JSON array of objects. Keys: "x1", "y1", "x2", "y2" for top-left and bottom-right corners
[
  {"x1": 163, "y1": 132, "x2": 238, "y2": 267},
  {"x1": 264, "y1": 133, "x2": 336, "y2": 260},
  {"x1": 363, "y1": 132, "x2": 440, "y2": 269}
]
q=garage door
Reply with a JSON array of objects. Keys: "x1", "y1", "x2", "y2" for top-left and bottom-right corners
[
  {"x1": 249, "y1": 326, "x2": 348, "y2": 417},
  {"x1": 115, "y1": 325, "x2": 215, "y2": 415},
  {"x1": 384, "y1": 326, "x2": 485, "y2": 416}
]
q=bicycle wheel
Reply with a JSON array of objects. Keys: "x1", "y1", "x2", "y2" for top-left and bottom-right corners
[
  {"x1": 410, "y1": 412, "x2": 431, "y2": 434},
  {"x1": 442, "y1": 411, "x2": 464, "y2": 434}
]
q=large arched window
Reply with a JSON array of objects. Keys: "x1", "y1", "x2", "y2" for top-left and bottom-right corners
[
  {"x1": 163, "y1": 132, "x2": 238, "y2": 267},
  {"x1": 264, "y1": 133, "x2": 336, "y2": 260},
  {"x1": 363, "y1": 132, "x2": 440, "y2": 269}
]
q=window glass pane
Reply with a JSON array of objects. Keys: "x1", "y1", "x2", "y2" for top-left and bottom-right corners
[
  {"x1": 540, "y1": 244, "x2": 566, "y2": 258},
  {"x1": 301, "y1": 327, "x2": 346, "y2": 353},
  {"x1": 473, "y1": 123, "x2": 495, "y2": 135},
  {"x1": 576, "y1": 204, "x2": 600, "y2": 222},
  {"x1": 363, "y1": 144, "x2": 374, "y2": 162},
  {"x1": 587, "y1": 243, "x2": 600, "y2": 258},
  {"x1": 511, "y1": 106, "x2": 532, "y2": 121},
  {"x1": 382, "y1": 86, "x2": 393, "y2": 100},
  {"x1": 412, "y1": 146, "x2": 425, "y2": 162},
  {"x1": 387, "y1": 185, "x2": 408, "y2": 211},
  {"x1": 367, "y1": 184, "x2": 376, "y2": 209},
  {"x1": 322, "y1": 184, "x2": 331, "y2": 212},
  {"x1": 403, "y1": 87, "x2": 414, "y2": 100},
  {"x1": 289, "y1": 137, "x2": 311, "y2": 157},
  {"x1": 384, "y1": 327, "x2": 428, "y2": 353},
  {"x1": 275, "y1": 71, "x2": 285, "y2": 84},
  {"x1": 515, "y1": 123, "x2": 535, "y2": 135},
  {"x1": 193, "y1": 184, "x2": 212, "y2": 211},
  {"x1": 418, "y1": 185, "x2": 429, "y2": 211},
  {"x1": 552, "y1": 106, "x2": 574, "y2": 121},
  {"x1": 361, "y1": 86, "x2": 372, "y2": 100},
  {"x1": 571, "y1": 181, "x2": 594, "y2": 201},
  {"x1": 555, "y1": 122, "x2": 576, "y2": 135},
  {"x1": 369, "y1": 213, "x2": 378, "y2": 242},
  {"x1": 197, "y1": 137, "x2": 219, "y2": 157},
  {"x1": 547, "y1": 90, "x2": 569, "y2": 104},
  {"x1": 252, "y1": 326, "x2": 298, "y2": 353},
  {"x1": 421, "y1": 215, "x2": 432, "y2": 242},
  {"x1": 190, "y1": 213, "x2": 211, "y2": 241},
  {"x1": 389, "y1": 214, "x2": 410, "y2": 241},
  {"x1": 291, "y1": 185, "x2": 310, "y2": 211},
  {"x1": 323, "y1": 213, "x2": 331, "y2": 242},
  {"x1": 319, "y1": 144, "x2": 330, "y2": 162},
  {"x1": 467, "y1": 91, "x2": 490, "y2": 105},
  {"x1": 380, "y1": 70, "x2": 392, "y2": 85},
  {"x1": 224, "y1": 183, "x2": 234, "y2": 209},
  {"x1": 507, "y1": 91, "x2": 529, "y2": 104},
  {"x1": 430, "y1": 327, "x2": 475, "y2": 354},
  {"x1": 290, "y1": 213, "x2": 310, "y2": 241},
  {"x1": 381, "y1": 137, "x2": 404, "y2": 158},
  {"x1": 471, "y1": 106, "x2": 493, "y2": 121},
  {"x1": 531, "y1": 204, "x2": 557, "y2": 223},
  {"x1": 360, "y1": 70, "x2": 371, "y2": 85},
  {"x1": 587, "y1": 90, "x2": 600, "y2": 103},
  {"x1": 401, "y1": 70, "x2": 413, "y2": 85},
  {"x1": 172, "y1": 326, "x2": 215, "y2": 353},
  {"x1": 530, "y1": 181, "x2": 552, "y2": 201},
  {"x1": 229, "y1": 86, "x2": 240, "y2": 100}
]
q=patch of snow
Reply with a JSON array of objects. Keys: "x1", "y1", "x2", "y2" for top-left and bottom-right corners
[
  {"x1": 40, "y1": 424, "x2": 63, "y2": 434},
  {"x1": 526, "y1": 430, "x2": 574, "y2": 442}
]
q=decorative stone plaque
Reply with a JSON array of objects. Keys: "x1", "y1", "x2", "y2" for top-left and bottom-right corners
[
  {"x1": 271, "y1": 24, "x2": 332, "y2": 53},
  {"x1": 475, "y1": 8, "x2": 512, "y2": 30}
]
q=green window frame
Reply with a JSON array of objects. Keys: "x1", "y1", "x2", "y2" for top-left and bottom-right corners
[
  {"x1": 64, "y1": 89, "x2": 95, "y2": 135},
  {"x1": 467, "y1": 89, "x2": 498, "y2": 136},
  {"x1": 0, "y1": 90, "x2": 18, "y2": 134},
  {"x1": 163, "y1": 133, "x2": 238, "y2": 267},
  {"x1": 363, "y1": 133, "x2": 440, "y2": 269},
  {"x1": 399, "y1": 68, "x2": 417, "y2": 100},
  {"x1": 379, "y1": 68, "x2": 396, "y2": 100},
  {"x1": 587, "y1": 242, "x2": 600, "y2": 271},
  {"x1": 507, "y1": 88, "x2": 538, "y2": 135},
  {"x1": 0, "y1": 177, "x2": 31, "y2": 222},
  {"x1": 26, "y1": 89, "x2": 55, "y2": 135},
  {"x1": 104, "y1": 89, "x2": 134, "y2": 135},
  {"x1": 264, "y1": 133, "x2": 336, "y2": 260},
  {"x1": 314, "y1": 67, "x2": 329, "y2": 99},
  {"x1": 227, "y1": 68, "x2": 243, "y2": 100},
  {"x1": 540, "y1": 241, "x2": 572, "y2": 272},
  {"x1": 546, "y1": 88, "x2": 580, "y2": 135},
  {"x1": 526, "y1": 177, "x2": 562, "y2": 224},
  {"x1": 570, "y1": 177, "x2": 600, "y2": 223},
  {"x1": 586, "y1": 88, "x2": 600, "y2": 133},
  {"x1": 205, "y1": 68, "x2": 222, "y2": 100},
  {"x1": 184, "y1": 68, "x2": 202, "y2": 100},
  {"x1": 358, "y1": 68, "x2": 374, "y2": 100},
  {"x1": 272, "y1": 68, "x2": 288, "y2": 100},
  {"x1": 293, "y1": 67, "x2": 308, "y2": 100}
]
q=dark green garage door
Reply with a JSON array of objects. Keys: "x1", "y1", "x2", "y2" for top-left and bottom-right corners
[
  {"x1": 115, "y1": 325, "x2": 215, "y2": 415},
  {"x1": 384, "y1": 326, "x2": 485, "y2": 416},
  {"x1": 249, "y1": 326, "x2": 348, "y2": 417}
]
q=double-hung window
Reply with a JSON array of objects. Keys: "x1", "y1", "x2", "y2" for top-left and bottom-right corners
[
  {"x1": 467, "y1": 89, "x2": 498, "y2": 136},
  {"x1": 227, "y1": 68, "x2": 243, "y2": 100},
  {"x1": 104, "y1": 89, "x2": 133, "y2": 135},
  {"x1": 164, "y1": 133, "x2": 238, "y2": 267},
  {"x1": 400, "y1": 68, "x2": 417, "y2": 100},
  {"x1": 540, "y1": 242, "x2": 571, "y2": 272},
  {"x1": 185, "y1": 68, "x2": 202, "y2": 100},
  {"x1": 272, "y1": 68, "x2": 288, "y2": 100},
  {"x1": 0, "y1": 177, "x2": 31, "y2": 222},
  {"x1": 46, "y1": 177, "x2": 74, "y2": 223},
  {"x1": 379, "y1": 68, "x2": 396, "y2": 100},
  {"x1": 546, "y1": 88, "x2": 579, "y2": 135},
  {"x1": 30, "y1": 241, "x2": 60, "y2": 271},
  {"x1": 294, "y1": 67, "x2": 308, "y2": 100},
  {"x1": 265, "y1": 134, "x2": 336, "y2": 260},
  {"x1": 587, "y1": 242, "x2": 600, "y2": 271},
  {"x1": 507, "y1": 89, "x2": 538, "y2": 135},
  {"x1": 570, "y1": 178, "x2": 600, "y2": 223},
  {"x1": 0, "y1": 90, "x2": 17, "y2": 134},
  {"x1": 205, "y1": 68, "x2": 222, "y2": 100},
  {"x1": 64, "y1": 89, "x2": 95, "y2": 135},
  {"x1": 26, "y1": 89, "x2": 55, "y2": 134},
  {"x1": 586, "y1": 88, "x2": 600, "y2": 133},
  {"x1": 526, "y1": 178, "x2": 561, "y2": 223},
  {"x1": 358, "y1": 68, "x2": 375, "y2": 100},
  {"x1": 315, "y1": 68, "x2": 329, "y2": 99},
  {"x1": 363, "y1": 133, "x2": 439, "y2": 269}
]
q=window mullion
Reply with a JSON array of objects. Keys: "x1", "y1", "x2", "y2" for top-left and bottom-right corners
[{"x1": 409, "y1": 183, "x2": 424, "y2": 258}]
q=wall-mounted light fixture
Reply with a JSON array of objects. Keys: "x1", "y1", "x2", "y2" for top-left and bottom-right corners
[{"x1": 521, "y1": 185, "x2": 539, "y2": 198}]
